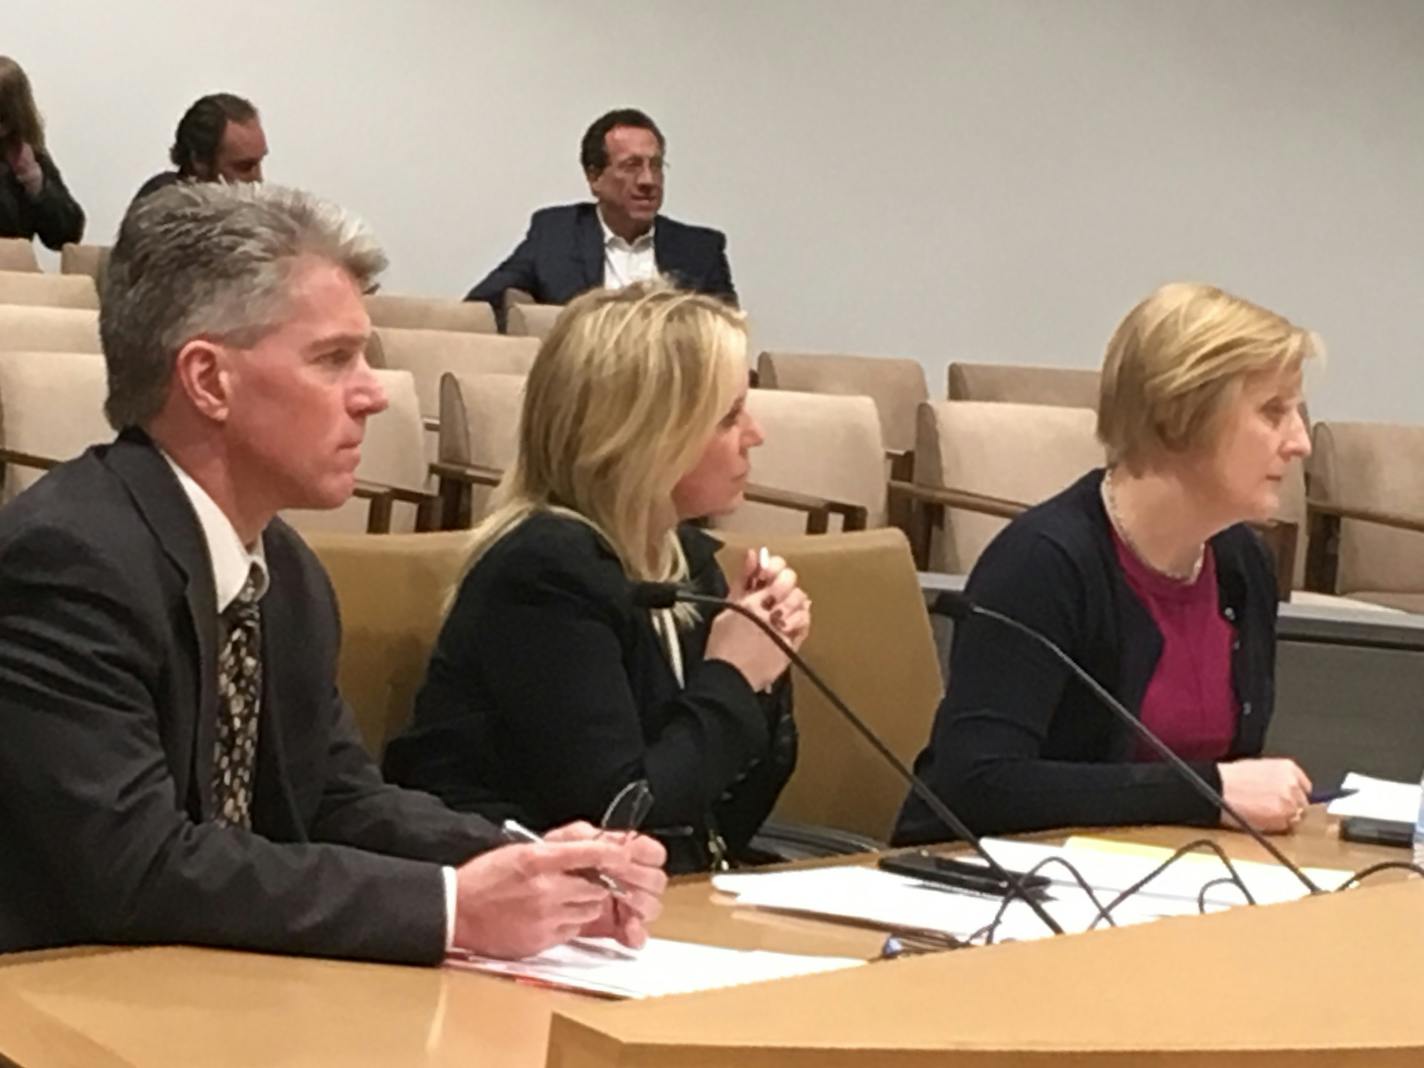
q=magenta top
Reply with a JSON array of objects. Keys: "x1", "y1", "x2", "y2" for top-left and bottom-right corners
[{"x1": 1111, "y1": 530, "x2": 1239, "y2": 763}]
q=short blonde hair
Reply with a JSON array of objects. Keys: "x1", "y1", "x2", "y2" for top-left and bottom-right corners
[
  {"x1": 1097, "y1": 282, "x2": 1317, "y2": 469},
  {"x1": 467, "y1": 280, "x2": 746, "y2": 586}
]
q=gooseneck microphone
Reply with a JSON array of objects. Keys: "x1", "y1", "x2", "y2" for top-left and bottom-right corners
[
  {"x1": 932, "y1": 590, "x2": 1322, "y2": 896},
  {"x1": 632, "y1": 580, "x2": 1067, "y2": 936}
]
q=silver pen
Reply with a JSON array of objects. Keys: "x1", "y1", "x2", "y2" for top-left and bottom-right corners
[{"x1": 500, "y1": 818, "x2": 629, "y2": 897}]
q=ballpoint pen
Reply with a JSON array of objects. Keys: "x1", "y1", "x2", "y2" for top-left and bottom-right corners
[{"x1": 500, "y1": 817, "x2": 630, "y2": 897}]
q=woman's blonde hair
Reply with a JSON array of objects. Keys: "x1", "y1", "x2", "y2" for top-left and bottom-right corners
[
  {"x1": 1097, "y1": 282, "x2": 1318, "y2": 470},
  {"x1": 0, "y1": 57, "x2": 45, "y2": 154},
  {"x1": 465, "y1": 279, "x2": 747, "y2": 589}
]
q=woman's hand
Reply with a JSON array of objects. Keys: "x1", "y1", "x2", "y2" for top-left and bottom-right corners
[
  {"x1": 1217, "y1": 757, "x2": 1311, "y2": 834},
  {"x1": 5, "y1": 142, "x2": 43, "y2": 196},
  {"x1": 706, "y1": 548, "x2": 812, "y2": 690}
]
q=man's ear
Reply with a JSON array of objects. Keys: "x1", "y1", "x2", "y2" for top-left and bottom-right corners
[{"x1": 173, "y1": 338, "x2": 233, "y2": 423}]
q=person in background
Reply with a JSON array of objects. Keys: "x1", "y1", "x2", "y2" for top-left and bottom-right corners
[
  {"x1": 129, "y1": 92, "x2": 268, "y2": 207},
  {"x1": 0, "y1": 55, "x2": 85, "y2": 250},
  {"x1": 0, "y1": 182, "x2": 666, "y2": 964},
  {"x1": 465, "y1": 108, "x2": 736, "y2": 329},
  {"x1": 895, "y1": 282, "x2": 1315, "y2": 844},
  {"x1": 384, "y1": 282, "x2": 804, "y2": 872}
]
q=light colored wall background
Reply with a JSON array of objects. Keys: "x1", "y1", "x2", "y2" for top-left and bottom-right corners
[{"x1": 9, "y1": 0, "x2": 1422, "y2": 420}]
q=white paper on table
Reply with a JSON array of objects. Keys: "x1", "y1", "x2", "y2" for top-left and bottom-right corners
[
  {"x1": 447, "y1": 936, "x2": 862, "y2": 999},
  {"x1": 1327, "y1": 772, "x2": 1422, "y2": 825}
]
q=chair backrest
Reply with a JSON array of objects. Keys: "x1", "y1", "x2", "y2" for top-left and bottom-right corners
[
  {"x1": 0, "y1": 238, "x2": 40, "y2": 273},
  {"x1": 373, "y1": 326, "x2": 539, "y2": 421},
  {"x1": 59, "y1": 243, "x2": 112, "y2": 291},
  {"x1": 282, "y1": 369, "x2": 429, "y2": 535},
  {"x1": 0, "y1": 269, "x2": 99, "y2": 310},
  {"x1": 364, "y1": 294, "x2": 497, "y2": 334},
  {"x1": 757, "y1": 350, "x2": 929, "y2": 455},
  {"x1": 916, "y1": 400, "x2": 1103, "y2": 572},
  {"x1": 0, "y1": 305, "x2": 102, "y2": 353},
  {"x1": 714, "y1": 389, "x2": 888, "y2": 536},
  {"x1": 948, "y1": 361, "x2": 1101, "y2": 410},
  {"x1": 1309, "y1": 420, "x2": 1424, "y2": 598},
  {"x1": 304, "y1": 529, "x2": 481, "y2": 756},
  {"x1": 505, "y1": 303, "x2": 564, "y2": 340},
  {"x1": 0, "y1": 350, "x2": 109, "y2": 505},
  {"x1": 438, "y1": 372, "x2": 525, "y2": 523},
  {"x1": 715, "y1": 528, "x2": 943, "y2": 840}
]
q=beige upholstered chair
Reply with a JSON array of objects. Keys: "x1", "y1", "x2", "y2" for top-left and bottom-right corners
[
  {"x1": 1304, "y1": 420, "x2": 1424, "y2": 612},
  {"x1": 712, "y1": 389, "x2": 888, "y2": 537},
  {"x1": 756, "y1": 350, "x2": 928, "y2": 461},
  {"x1": 372, "y1": 326, "x2": 539, "y2": 433},
  {"x1": 906, "y1": 400, "x2": 1104, "y2": 574},
  {"x1": 432, "y1": 372, "x2": 525, "y2": 527},
  {"x1": 305, "y1": 529, "x2": 481, "y2": 756},
  {"x1": 282, "y1": 370, "x2": 438, "y2": 536},
  {"x1": 715, "y1": 528, "x2": 943, "y2": 841},
  {"x1": 0, "y1": 238, "x2": 40, "y2": 273},
  {"x1": 0, "y1": 350, "x2": 109, "y2": 505},
  {"x1": 364, "y1": 293, "x2": 496, "y2": 334},
  {"x1": 0, "y1": 269, "x2": 99, "y2": 310},
  {"x1": 505, "y1": 303, "x2": 564, "y2": 341},
  {"x1": 59, "y1": 243, "x2": 111, "y2": 292},
  {"x1": 947, "y1": 361, "x2": 1101, "y2": 410},
  {"x1": 0, "y1": 305, "x2": 102, "y2": 353}
]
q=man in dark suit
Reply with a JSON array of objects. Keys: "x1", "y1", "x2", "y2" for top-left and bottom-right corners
[
  {"x1": 0, "y1": 182, "x2": 665, "y2": 965},
  {"x1": 466, "y1": 108, "x2": 736, "y2": 328}
]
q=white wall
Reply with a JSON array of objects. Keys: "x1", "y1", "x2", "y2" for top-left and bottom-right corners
[{"x1": 10, "y1": 0, "x2": 1423, "y2": 420}]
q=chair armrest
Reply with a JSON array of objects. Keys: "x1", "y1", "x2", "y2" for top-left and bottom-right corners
[
  {"x1": 351, "y1": 481, "x2": 395, "y2": 534},
  {"x1": 430, "y1": 460, "x2": 506, "y2": 530},
  {"x1": 742, "y1": 483, "x2": 869, "y2": 534},
  {"x1": 887, "y1": 481, "x2": 1029, "y2": 568},
  {"x1": 1304, "y1": 498, "x2": 1424, "y2": 593},
  {"x1": 1247, "y1": 518, "x2": 1297, "y2": 602},
  {"x1": 0, "y1": 447, "x2": 62, "y2": 474},
  {"x1": 885, "y1": 448, "x2": 915, "y2": 483},
  {"x1": 747, "y1": 819, "x2": 885, "y2": 863}
]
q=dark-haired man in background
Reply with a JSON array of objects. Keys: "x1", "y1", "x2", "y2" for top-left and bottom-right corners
[
  {"x1": 465, "y1": 108, "x2": 736, "y2": 328},
  {"x1": 129, "y1": 92, "x2": 267, "y2": 207}
]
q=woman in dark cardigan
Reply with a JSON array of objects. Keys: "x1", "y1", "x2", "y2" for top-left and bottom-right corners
[
  {"x1": 0, "y1": 57, "x2": 84, "y2": 250},
  {"x1": 896, "y1": 282, "x2": 1317, "y2": 844},
  {"x1": 384, "y1": 281, "x2": 810, "y2": 872}
]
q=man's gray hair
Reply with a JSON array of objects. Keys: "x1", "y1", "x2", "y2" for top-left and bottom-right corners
[{"x1": 100, "y1": 182, "x2": 388, "y2": 429}]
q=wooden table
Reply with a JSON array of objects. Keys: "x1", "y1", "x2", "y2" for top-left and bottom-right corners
[{"x1": 0, "y1": 813, "x2": 1416, "y2": 1067}]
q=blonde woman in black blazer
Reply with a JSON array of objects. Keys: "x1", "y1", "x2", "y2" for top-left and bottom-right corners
[{"x1": 385, "y1": 281, "x2": 809, "y2": 872}]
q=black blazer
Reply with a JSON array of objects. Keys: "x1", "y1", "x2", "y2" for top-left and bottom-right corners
[
  {"x1": 0, "y1": 430, "x2": 498, "y2": 963},
  {"x1": 382, "y1": 513, "x2": 795, "y2": 873},
  {"x1": 894, "y1": 469, "x2": 1279, "y2": 844},
  {"x1": 0, "y1": 148, "x2": 85, "y2": 250},
  {"x1": 465, "y1": 202, "x2": 737, "y2": 326}
]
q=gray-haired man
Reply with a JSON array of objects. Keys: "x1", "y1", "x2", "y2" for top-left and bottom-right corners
[{"x1": 0, "y1": 183, "x2": 665, "y2": 963}]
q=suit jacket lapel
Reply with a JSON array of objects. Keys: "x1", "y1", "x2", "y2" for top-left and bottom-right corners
[
  {"x1": 576, "y1": 205, "x2": 605, "y2": 290},
  {"x1": 106, "y1": 428, "x2": 222, "y2": 819}
]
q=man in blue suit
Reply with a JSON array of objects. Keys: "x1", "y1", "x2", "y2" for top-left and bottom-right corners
[{"x1": 466, "y1": 109, "x2": 736, "y2": 328}]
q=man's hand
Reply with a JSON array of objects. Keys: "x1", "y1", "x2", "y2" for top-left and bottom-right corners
[{"x1": 452, "y1": 822, "x2": 667, "y2": 958}]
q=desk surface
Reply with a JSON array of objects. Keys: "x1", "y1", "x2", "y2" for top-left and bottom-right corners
[{"x1": 0, "y1": 814, "x2": 1413, "y2": 1068}]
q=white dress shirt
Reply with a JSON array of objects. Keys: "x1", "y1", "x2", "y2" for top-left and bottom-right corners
[
  {"x1": 600, "y1": 209, "x2": 657, "y2": 290},
  {"x1": 162, "y1": 453, "x2": 458, "y2": 951}
]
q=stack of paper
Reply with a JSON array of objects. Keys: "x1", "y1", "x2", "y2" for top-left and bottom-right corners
[{"x1": 448, "y1": 937, "x2": 862, "y2": 999}]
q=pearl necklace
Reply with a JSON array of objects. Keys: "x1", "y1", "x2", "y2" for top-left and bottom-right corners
[{"x1": 1100, "y1": 469, "x2": 1205, "y2": 585}]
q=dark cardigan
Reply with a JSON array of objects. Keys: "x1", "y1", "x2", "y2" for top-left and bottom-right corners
[
  {"x1": 894, "y1": 469, "x2": 1278, "y2": 844},
  {"x1": 383, "y1": 513, "x2": 795, "y2": 872},
  {"x1": 0, "y1": 149, "x2": 85, "y2": 249}
]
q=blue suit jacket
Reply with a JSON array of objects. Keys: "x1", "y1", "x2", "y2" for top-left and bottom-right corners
[{"x1": 466, "y1": 202, "x2": 736, "y2": 325}]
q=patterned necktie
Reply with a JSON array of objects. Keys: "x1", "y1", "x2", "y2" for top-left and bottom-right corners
[{"x1": 213, "y1": 565, "x2": 263, "y2": 829}]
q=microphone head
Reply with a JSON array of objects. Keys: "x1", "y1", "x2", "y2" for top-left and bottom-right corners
[
  {"x1": 930, "y1": 590, "x2": 975, "y2": 621},
  {"x1": 630, "y1": 582, "x2": 681, "y2": 609}
]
